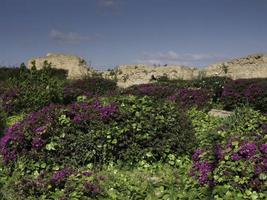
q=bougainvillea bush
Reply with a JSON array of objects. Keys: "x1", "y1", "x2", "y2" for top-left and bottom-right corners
[
  {"x1": 190, "y1": 107, "x2": 267, "y2": 199},
  {"x1": 157, "y1": 76, "x2": 230, "y2": 103},
  {"x1": 123, "y1": 83, "x2": 212, "y2": 109},
  {"x1": 221, "y1": 78, "x2": 267, "y2": 112},
  {"x1": 0, "y1": 95, "x2": 197, "y2": 199},
  {"x1": 123, "y1": 83, "x2": 177, "y2": 100},
  {"x1": 167, "y1": 88, "x2": 212, "y2": 109},
  {"x1": 63, "y1": 77, "x2": 118, "y2": 104},
  {"x1": 0, "y1": 96, "x2": 195, "y2": 166}
]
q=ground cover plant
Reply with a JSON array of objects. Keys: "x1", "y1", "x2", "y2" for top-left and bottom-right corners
[{"x1": 0, "y1": 66, "x2": 267, "y2": 199}]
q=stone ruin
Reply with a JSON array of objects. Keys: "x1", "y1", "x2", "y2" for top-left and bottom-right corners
[
  {"x1": 27, "y1": 53, "x2": 94, "y2": 79},
  {"x1": 103, "y1": 54, "x2": 267, "y2": 87},
  {"x1": 28, "y1": 53, "x2": 267, "y2": 87}
]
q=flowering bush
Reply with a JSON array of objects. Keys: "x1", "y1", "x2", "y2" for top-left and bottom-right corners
[
  {"x1": 0, "y1": 95, "x2": 197, "y2": 199},
  {"x1": 0, "y1": 104, "x2": 63, "y2": 164},
  {"x1": 124, "y1": 84, "x2": 212, "y2": 109},
  {"x1": 63, "y1": 77, "x2": 118, "y2": 103},
  {"x1": 0, "y1": 96, "x2": 195, "y2": 168},
  {"x1": 168, "y1": 88, "x2": 212, "y2": 109},
  {"x1": 221, "y1": 79, "x2": 267, "y2": 112},
  {"x1": 157, "y1": 76, "x2": 230, "y2": 102},
  {"x1": 190, "y1": 107, "x2": 267, "y2": 198},
  {"x1": 123, "y1": 83, "x2": 177, "y2": 100},
  {"x1": 0, "y1": 100, "x2": 117, "y2": 166}
]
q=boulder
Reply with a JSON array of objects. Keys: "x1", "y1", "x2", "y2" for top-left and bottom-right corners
[{"x1": 208, "y1": 109, "x2": 232, "y2": 118}]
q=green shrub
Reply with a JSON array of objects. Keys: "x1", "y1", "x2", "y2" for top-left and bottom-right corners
[
  {"x1": 188, "y1": 108, "x2": 223, "y2": 148},
  {"x1": 0, "y1": 67, "x2": 21, "y2": 82},
  {"x1": 1, "y1": 65, "x2": 66, "y2": 114},
  {"x1": 190, "y1": 76, "x2": 230, "y2": 102},
  {"x1": 100, "y1": 96, "x2": 196, "y2": 164}
]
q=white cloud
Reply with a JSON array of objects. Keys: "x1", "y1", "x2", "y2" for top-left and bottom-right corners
[
  {"x1": 137, "y1": 51, "x2": 227, "y2": 66},
  {"x1": 97, "y1": 0, "x2": 122, "y2": 15},
  {"x1": 99, "y1": 0, "x2": 116, "y2": 8},
  {"x1": 50, "y1": 29, "x2": 94, "y2": 45}
]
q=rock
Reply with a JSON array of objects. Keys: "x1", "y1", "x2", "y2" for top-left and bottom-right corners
[
  {"x1": 27, "y1": 53, "x2": 94, "y2": 79},
  {"x1": 208, "y1": 109, "x2": 232, "y2": 118}
]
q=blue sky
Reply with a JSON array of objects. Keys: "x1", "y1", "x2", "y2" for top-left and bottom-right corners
[{"x1": 0, "y1": 0, "x2": 267, "y2": 69}]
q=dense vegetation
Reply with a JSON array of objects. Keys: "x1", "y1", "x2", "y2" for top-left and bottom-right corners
[{"x1": 0, "y1": 64, "x2": 267, "y2": 199}]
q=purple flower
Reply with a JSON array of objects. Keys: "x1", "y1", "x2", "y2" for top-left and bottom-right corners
[
  {"x1": 231, "y1": 153, "x2": 241, "y2": 161},
  {"x1": 51, "y1": 168, "x2": 72, "y2": 185},
  {"x1": 83, "y1": 171, "x2": 93, "y2": 177},
  {"x1": 84, "y1": 181, "x2": 100, "y2": 194},
  {"x1": 93, "y1": 100, "x2": 117, "y2": 119},
  {"x1": 167, "y1": 95, "x2": 177, "y2": 102},
  {"x1": 260, "y1": 144, "x2": 267, "y2": 154},
  {"x1": 0, "y1": 122, "x2": 24, "y2": 163},
  {"x1": 192, "y1": 149, "x2": 204, "y2": 161},
  {"x1": 31, "y1": 137, "x2": 45, "y2": 149},
  {"x1": 239, "y1": 142, "x2": 257, "y2": 159},
  {"x1": 192, "y1": 160, "x2": 214, "y2": 185},
  {"x1": 254, "y1": 165, "x2": 263, "y2": 175},
  {"x1": 35, "y1": 126, "x2": 46, "y2": 134},
  {"x1": 175, "y1": 88, "x2": 211, "y2": 108}
]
